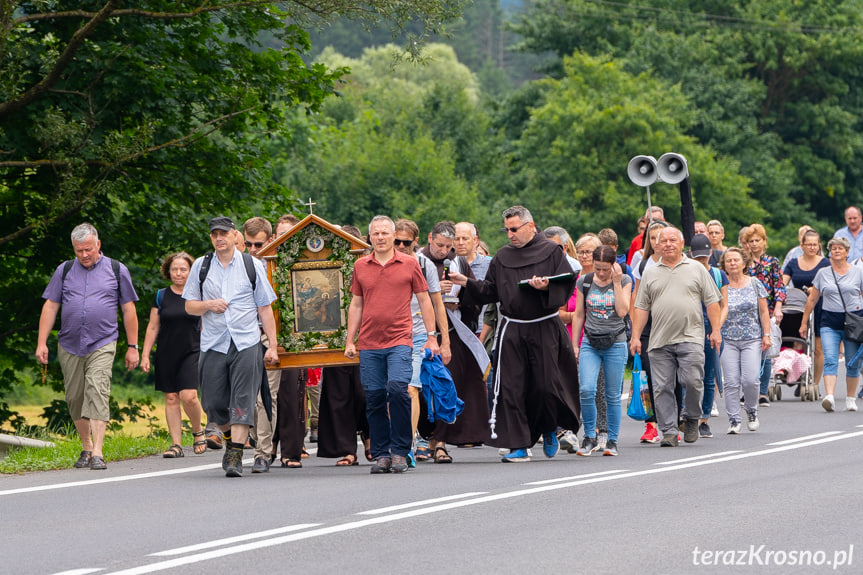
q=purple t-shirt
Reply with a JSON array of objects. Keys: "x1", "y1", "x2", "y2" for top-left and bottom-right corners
[{"x1": 42, "y1": 254, "x2": 138, "y2": 356}]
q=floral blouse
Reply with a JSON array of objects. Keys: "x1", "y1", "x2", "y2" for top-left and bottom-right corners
[{"x1": 748, "y1": 254, "x2": 786, "y2": 313}]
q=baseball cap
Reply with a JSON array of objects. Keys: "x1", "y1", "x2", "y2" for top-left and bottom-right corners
[
  {"x1": 208, "y1": 216, "x2": 235, "y2": 233},
  {"x1": 690, "y1": 233, "x2": 712, "y2": 258}
]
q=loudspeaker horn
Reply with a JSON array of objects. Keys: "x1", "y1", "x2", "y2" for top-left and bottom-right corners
[
  {"x1": 657, "y1": 152, "x2": 688, "y2": 184},
  {"x1": 627, "y1": 155, "x2": 658, "y2": 187}
]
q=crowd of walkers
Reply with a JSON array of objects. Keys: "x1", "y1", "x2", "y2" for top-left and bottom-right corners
[{"x1": 37, "y1": 205, "x2": 863, "y2": 474}]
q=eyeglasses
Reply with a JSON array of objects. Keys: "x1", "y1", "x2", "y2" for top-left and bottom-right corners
[
  {"x1": 244, "y1": 241, "x2": 265, "y2": 249},
  {"x1": 393, "y1": 239, "x2": 414, "y2": 247},
  {"x1": 501, "y1": 222, "x2": 531, "y2": 234},
  {"x1": 577, "y1": 249, "x2": 594, "y2": 257}
]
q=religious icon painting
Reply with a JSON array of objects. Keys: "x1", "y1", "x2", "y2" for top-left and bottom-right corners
[
  {"x1": 306, "y1": 236, "x2": 325, "y2": 253},
  {"x1": 291, "y1": 265, "x2": 344, "y2": 333}
]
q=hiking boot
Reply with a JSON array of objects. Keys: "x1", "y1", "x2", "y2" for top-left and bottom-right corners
[
  {"x1": 542, "y1": 432, "x2": 559, "y2": 458},
  {"x1": 576, "y1": 436, "x2": 598, "y2": 456},
  {"x1": 73, "y1": 450, "x2": 92, "y2": 469},
  {"x1": 391, "y1": 454, "x2": 408, "y2": 473},
  {"x1": 660, "y1": 433, "x2": 679, "y2": 447},
  {"x1": 683, "y1": 419, "x2": 699, "y2": 443},
  {"x1": 501, "y1": 448, "x2": 531, "y2": 463},
  {"x1": 747, "y1": 411, "x2": 760, "y2": 432},
  {"x1": 370, "y1": 457, "x2": 392, "y2": 474},
  {"x1": 698, "y1": 422, "x2": 713, "y2": 438},
  {"x1": 640, "y1": 423, "x2": 659, "y2": 444},
  {"x1": 603, "y1": 440, "x2": 619, "y2": 456},
  {"x1": 224, "y1": 447, "x2": 243, "y2": 477}
]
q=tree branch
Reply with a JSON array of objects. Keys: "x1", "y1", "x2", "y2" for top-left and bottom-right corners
[
  {"x1": 0, "y1": 0, "x2": 120, "y2": 120},
  {"x1": 14, "y1": 2, "x2": 285, "y2": 25}
]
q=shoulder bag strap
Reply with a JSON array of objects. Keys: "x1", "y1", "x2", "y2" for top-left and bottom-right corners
[{"x1": 832, "y1": 267, "x2": 849, "y2": 313}]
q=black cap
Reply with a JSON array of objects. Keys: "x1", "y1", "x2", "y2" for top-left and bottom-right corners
[
  {"x1": 208, "y1": 216, "x2": 235, "y2": 233},
  {"x1": 690, "y1": 233, "x2": 712, "y2": 258}
]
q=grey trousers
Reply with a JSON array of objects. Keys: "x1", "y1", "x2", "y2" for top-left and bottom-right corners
[
  {"x1": 720, "y1": 338, "x2": 761, "y2": 424},
  {"x1": 648, "y1": 342, "x2": 704, "y2": 434}
]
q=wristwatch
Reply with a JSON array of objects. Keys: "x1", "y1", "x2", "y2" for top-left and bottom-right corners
[
  {"x1": 129, "y1": 344, "x2": 139, "y2": 349},
  {"x1": 427, "y1": 331, "x2": 440, "y2": 337}
]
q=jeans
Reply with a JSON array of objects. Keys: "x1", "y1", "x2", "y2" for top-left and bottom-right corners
[
  {"x1": 821, "y1": 326, "x2": 861, "y2": 378},
  {"x1": 720, "y1": 338, "x2": 761, "y2": 424},
  {"x1": 758, "y1": 356, "x2": 771, "y2": 396},
  {"x1": 578, "y1": 341, "x2": 627, "y2": 441},
  {"x1": 359, "y1": 345, "x2": 413, "y2": 458},
  {"x1": 701, "y1": 337, "x2": 724, "y2": 419},
  {"x1": 409, "y1": 333, "x2": 427, "y2": 388}
]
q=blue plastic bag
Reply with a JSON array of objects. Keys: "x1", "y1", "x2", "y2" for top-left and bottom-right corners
[
  {"x1": 627, "y1": 353, "x2": 653, "y2": 421},
  {"x1": 420, "y1": 348, "x2": 464, "y2": 424}
]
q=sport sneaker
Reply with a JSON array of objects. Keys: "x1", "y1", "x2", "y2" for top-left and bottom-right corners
[
  {"x1": 759, "y1": 396, "x2": 771, "y2": 407},
  {"x1": 699, "y1": 422, "x2": 713, "y2": 438},
  {"x1": 727, "y1": 421, "x2": 742, "y2": 434},
  {"x1": 603, "y1": 440, "x2": 619, "y2": 456},
  {"x1": 847, "y1": 397, "x2": 858, "y2": 412},
  {"x1": 747, "y1": 411, "x2": 760, "y2": 431},
  {"x1": 251, "y1": 456, "x2": 270, "y2": 473},
  {"x1": 683, "y1": 419, "x2": 699, "y2": 443},
  {"x1": 73, "y1": 450, "x2": 92, "y2": 469},
  {"x1": 822, "y1": 394, "x2": 835, "y2": 412},
  {"x1": 576, "y1": 436, "x2": 598, "y2": 456},
  {"x1": 660, "y1": 434, "x2": 679, "y2": 447},
  {"x1": 595, "y1": 432, "x2": 608, "y2": 453},
  {"x1": 407, "y1": 450, "x2": 416, "y2": 469},
  {"x1": 543, "y1": 432, "x2": 559, "y2": 458},
  {"x1": 391, "y1": 454, "x2": 408, "y2": 473},
  {"x1": 640, "y1": 423, "x2": 659, "y2": 444},
  {"x1": 370, "y1": 457, "x2": 392, "y2": 474},
  {"x1": 501, "y1": 448, "x2": 531, "y2": 463},
  {"x1": 558, "y1": 430, "x2": 579, "y2": 453},
  {"x1": 224, "y1": 447, "x2": 243, "y2": 477},
  {"x1": 711, "y1": 402, "x2": 719, "y2": 417}
]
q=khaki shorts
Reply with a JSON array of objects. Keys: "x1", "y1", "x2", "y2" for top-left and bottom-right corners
[{"x1": 58, "y1": 341, "x2": 116, "y2": 421}]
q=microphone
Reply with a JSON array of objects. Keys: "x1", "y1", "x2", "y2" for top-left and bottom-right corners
[{"x1": 443, "y1": 258, "x2": 452, "y2": 280}]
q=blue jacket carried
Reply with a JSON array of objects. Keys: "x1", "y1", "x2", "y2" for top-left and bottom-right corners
[{"x1": 420, "y1": 349, "x2": 464, "y2": 424}]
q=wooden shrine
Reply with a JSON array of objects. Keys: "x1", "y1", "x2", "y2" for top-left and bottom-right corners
[{"x1": 256, "y1": 213, "x2": 369, "y2": 368}]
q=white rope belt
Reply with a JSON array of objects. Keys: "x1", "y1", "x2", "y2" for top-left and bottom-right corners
[{"x1": 489, "y1": 310, "x2": 560, "y2": 440}]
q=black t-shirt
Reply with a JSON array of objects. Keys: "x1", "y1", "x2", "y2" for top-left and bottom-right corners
[{"x1": 151, "y1": 287, "x2": 200, "y2": 363}]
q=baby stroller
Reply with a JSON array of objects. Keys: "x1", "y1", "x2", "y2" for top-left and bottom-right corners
[{"x1": 768, "y1": 287, "x2": 818, "y2": 402}]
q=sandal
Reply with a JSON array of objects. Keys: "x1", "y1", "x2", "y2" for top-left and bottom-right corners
[
  {"x1": 192, "y1": 431, "x2": 207, "y2": 455},
  {"x1": 163, "y1": 444, "x2": 184, "y2": 458},
  {"x1": 336, "y1": 453, "x2": 359, "y2": 466},
  {"x1": 301, "y1": 446, "x2": 310, "y2": 459},
  {"x1": 433, "y1": 446, "x2": 452, "y2": 464},
  {"x1": 281, "y1": 458, "x2": 302, "y2": 469},
  {"x1": 415, "y1": 446, "x2": 431, "y2": 462}
]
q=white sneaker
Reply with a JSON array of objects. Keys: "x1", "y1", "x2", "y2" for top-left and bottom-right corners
[
  {"x1": 822, "y1": 394, "x2": 835, "y2": 412},
  {"x1": 594, "y1": 432, "x2": 608, "y2": 453},
  {"x1": 727, "y1": 421, "x2": 742, "y2": 435},
  {"x1": 711, "y1": 402, "x2": 719, "y2": 417},
  {"x1": 747, "y1": 412, "x2": 760, "y2": 432},
  {"x1": 847, "y1": 397, "x2": 858, "y2": 412}
]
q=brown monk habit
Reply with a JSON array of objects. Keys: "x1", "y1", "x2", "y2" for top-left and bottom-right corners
[
  {"x1": 418, "y1": 247, "x2": 490, "y2": 447},
  {"x1": 316, "y1": 365, "x2": 369, "y2": 459},
  {"x1": 461, "y1": 232, "x2": 581, "y2": 449}
]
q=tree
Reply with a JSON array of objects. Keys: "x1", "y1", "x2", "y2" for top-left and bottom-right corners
[{"x1": 0, "y1": 1, "x2": 467, "y2": 428}]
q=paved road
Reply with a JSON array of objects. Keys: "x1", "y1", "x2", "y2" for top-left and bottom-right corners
[{"x1": 3, "y1": 385, "x2": 863, "y2": 575}]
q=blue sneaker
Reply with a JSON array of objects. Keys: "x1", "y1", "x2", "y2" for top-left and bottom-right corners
[
  {"x1": 407, "y1": 450, "x2": 416, "y2": 469},
  {"x1": 543, "y1": 432, "x2": 559, "y2": 458},
  {"x1": 501, "y1": 448, "x2": 531, "y2": 463}
]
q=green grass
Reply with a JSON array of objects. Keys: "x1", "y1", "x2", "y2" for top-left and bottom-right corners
[{"x1": 0, "y1": 427, "x2": 194, "y2": 474}]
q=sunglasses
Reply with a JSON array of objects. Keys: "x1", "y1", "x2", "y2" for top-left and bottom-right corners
[
  {"x1": 501, "y1": 222, "x2": 531, "y2": 234},
  {"x1": 393, "y1": 239, "x2": 414, "y2": 246},
  {"x1": 244, "y1": 241, "x2": 265, "y2": 249}
]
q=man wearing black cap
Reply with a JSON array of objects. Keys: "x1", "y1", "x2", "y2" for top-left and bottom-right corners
[{"x1": 183, "y1": 216, "x2": 279, "y2": 477}]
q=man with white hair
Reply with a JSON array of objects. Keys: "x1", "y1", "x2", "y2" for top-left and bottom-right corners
[
  {"x1": 36, "y1": 223, "x2": 139, "y2": 470},
  {"x1": 630, "y1": 226, "x2": 722, "y2": 447}
]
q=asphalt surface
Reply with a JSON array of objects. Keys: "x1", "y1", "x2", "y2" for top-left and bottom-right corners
[{"x1": 3, "y1": 381, "x2": 863, "y2": 575}]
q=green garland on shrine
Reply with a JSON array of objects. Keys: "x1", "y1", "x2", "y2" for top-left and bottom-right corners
[{"x1": 273, "y1": 224, "x2": 356, "y2": 351}]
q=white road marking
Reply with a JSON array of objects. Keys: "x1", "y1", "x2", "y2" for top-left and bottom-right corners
[
  {"x1": 523, "y1": 470, "x2": 628, "y2": 485},
  {"x1": 654, "y1": 451, "x2": 742, "y2": 465},
  {"x1": 356, "y1": 492, "x2": 488, "y2": 515},
  {"x1": 149, "y1": 524, "x2": 321, "y2": 556},
  {"x1": 49, "y1": 570, "x2": 103, "y2": 575},
  {"x1": 86, "y1": 430, "x2": 863, "y2": 574},
  {"x1": 766, "y1": 431, "x2": 842, "y2": 445}
]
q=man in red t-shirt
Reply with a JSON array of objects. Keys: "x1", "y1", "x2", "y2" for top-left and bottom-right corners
[{"x1": 345, "y1": 215, "x2": 440, "y2": 474}]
